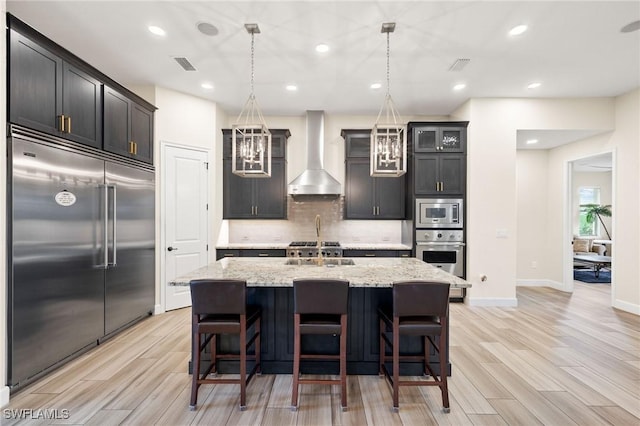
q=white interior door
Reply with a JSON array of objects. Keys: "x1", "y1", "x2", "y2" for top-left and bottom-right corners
[{"x1": 164, "y1": 145, "x2": 209, "y2": 311}]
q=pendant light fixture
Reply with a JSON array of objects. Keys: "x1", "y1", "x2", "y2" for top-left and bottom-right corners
[
  {"x1": 232, "y1": 23, "x2": 272, "y2": 177},
  {"x1": 371, "y1": 22, "x2": 406, "y2": 177}
]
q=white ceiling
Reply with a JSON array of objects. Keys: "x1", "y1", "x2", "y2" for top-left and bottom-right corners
[{"x1": 7, "y1": 1, "x2": 640, "y2": 150}]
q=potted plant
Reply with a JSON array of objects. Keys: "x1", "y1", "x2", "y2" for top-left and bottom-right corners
[{"x1": 580, "y1": 203, "x2": 612, "y2": 240}]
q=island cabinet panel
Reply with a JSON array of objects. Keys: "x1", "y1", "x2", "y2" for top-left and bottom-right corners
[
  {"x1": 343, "y1": 249, "x2": 412, "y2": 257},
  {"x1": 208, "y1": 287, "x2": 448, "y2": 376},
  {"x1": 9, "y1": 29, "x2": 102, "y2": 149}
]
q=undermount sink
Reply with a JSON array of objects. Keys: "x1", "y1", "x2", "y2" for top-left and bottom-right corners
[{"x1": 285, "y1": 258, "x2": 355, "y2": 266}]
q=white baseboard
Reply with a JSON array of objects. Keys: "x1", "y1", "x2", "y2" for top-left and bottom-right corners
[
  {"x1": 517, "y1": 279, "x2": 570, "y2": 292},
  {"x1": 1, "y1": 385, "x2": 10, "y2": 408},
  {"x1": 467, "y1": 297, "x2": 518, "y2": 307},
  {"x1": 613, "y1": 299, "x2": 640, "y2": 315},
  {"x1": 154, "y1": 304, "x2": 164, "y2": 315}
]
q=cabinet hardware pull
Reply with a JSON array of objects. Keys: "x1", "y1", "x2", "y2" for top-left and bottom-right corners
[
  {"x1": 129, "y1": 141, "x2": 134, "y2": 154},
  {"x1": 134, "y1": 142, "x2": 138, "y2": 155},
  {"x1": 365, "y1": 253, "x2": 376, "y2": 257},
  {"x1": 377, "y1": 206, "x2": 380, "y2": 215},
  {"x1": 258, "y1": 253, "x2": 269, "y2": 257},
  {"x1": 255, "y1": 205, "x2": 258, "y2": 215},
  {"x1": 440, "y1": 182, "x2": 444, "y2": 191},
  {"x1": 58, "y1": 115, "x2": 65, "y2": 132},
  {"x1": 65, "y1": 116, "x2": 71, "y2": 133},
  {"x1": 373, "y1": 206, "x2": 376, "y2": 215}
]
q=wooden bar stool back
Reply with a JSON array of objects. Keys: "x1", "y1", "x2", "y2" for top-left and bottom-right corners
[
  {"x1": 291, "y1": 279, "x2": 349, "y2": 411},
  {"x1": 189, "y1": 279, "x2": 261, "y2": 411},
  {"x1": 378, "y1": 280, "x2": 450, "y2": 412}
]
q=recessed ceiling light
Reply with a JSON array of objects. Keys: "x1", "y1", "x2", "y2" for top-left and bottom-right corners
[
  {"x1": 315, "y1": 44, "x2": 330, "y2": 53},
  {"x1": 148, "y1": 25, "x2": 166, "y2": 36},
  {"x1": 509, "y1": 24, "x2": 528, "y2": 36},
  {"x1": 527, "y1": 82, "x2": 542, "y2": 89},
  {"x1": 286, "y1": 85, "x2": 298, "y2": 91},
  {"x1": 370, "y1": 82, "x2": 382, "y2": 90},
  {"x1": 201, "y1": 82, "x2": 214, "y2": 90},
  {"x1": 453, "y1": 83, "x2": 466, "y2": 91},
  {"x1": 526, "y1": 139, "x2": 539, "y2": 145}
]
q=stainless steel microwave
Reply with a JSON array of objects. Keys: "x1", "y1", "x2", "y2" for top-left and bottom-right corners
[{"x1": 415, "y1": 198, "x2": 463, "y2": 228}]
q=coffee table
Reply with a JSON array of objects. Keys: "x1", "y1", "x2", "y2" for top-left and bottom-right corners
[{"x1": 573, "y1": 255, "x2": 612, "y2": 278}]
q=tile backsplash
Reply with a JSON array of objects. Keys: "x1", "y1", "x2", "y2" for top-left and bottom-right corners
[{"x1": 225, "y1": 196, "x2": 406, "y2": 244}]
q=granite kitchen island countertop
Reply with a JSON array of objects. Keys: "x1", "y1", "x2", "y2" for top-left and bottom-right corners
[{"x1": 170, "y1": 257, "x2": 470, "y2": 288}]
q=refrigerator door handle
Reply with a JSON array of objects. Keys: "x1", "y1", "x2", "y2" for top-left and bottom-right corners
[
  {"x1": 112, "y1": 185, "x2": 117, "y2": 266},
  {"x1": 107, "y1": 185, "x2": 118, "y2": 267},
  {"x1": 96, "y1": 184, "x2": 109, "y2": 269}
]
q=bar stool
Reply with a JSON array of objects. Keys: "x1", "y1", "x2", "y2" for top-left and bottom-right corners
[
  {"x1": 378, "y1": 281, "x2": 451, "y2": 412},
  {"x1": 189, "y1": 279, "x2": 261, "y2": 411},
  {"x1": 291, "y1": 279, "x2": 349, "y2": 411}
]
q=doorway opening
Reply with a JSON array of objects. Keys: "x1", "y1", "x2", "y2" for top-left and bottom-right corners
[{"x1": 567, "y1": 152, "x2": 614, "y2": 300}]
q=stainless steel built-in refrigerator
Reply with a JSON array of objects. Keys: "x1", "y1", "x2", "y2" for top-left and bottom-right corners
[{"x1": 7, "y1": 126, "x2": 155, "y2": 389}]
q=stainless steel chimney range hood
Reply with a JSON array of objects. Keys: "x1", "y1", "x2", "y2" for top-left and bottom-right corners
[{"x1": 288, "y1": 111, "x2": 342, "y2": 196}]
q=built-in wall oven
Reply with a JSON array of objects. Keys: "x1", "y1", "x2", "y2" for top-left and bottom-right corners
[{"x1": 415, "y1": 229, "x2": 466, "y2": 301}]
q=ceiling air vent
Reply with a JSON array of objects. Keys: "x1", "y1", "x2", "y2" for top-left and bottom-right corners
[
  {"x1": 173, "y1": 57, "x2": 196, "y2": 71},
  {"x1": 448, "y1": 58, "x2": 470, "y2": 72}
]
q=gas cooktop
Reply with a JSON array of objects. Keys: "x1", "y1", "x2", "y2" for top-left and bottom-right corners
[
  {"x1": 287, "y1": 241, "x2": 342, "y2": 257},
  {"x1": 289, "y1": 241, "x2": 340, "y2": 247}
]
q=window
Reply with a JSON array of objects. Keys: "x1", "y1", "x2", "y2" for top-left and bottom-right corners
[{"x1": 578, "y1": 187, "x2": 600, "y2": 236}]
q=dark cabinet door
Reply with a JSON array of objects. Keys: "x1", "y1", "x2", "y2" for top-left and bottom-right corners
[
  {"x1": 9, "y1": 29, "x2": 102, "y2": 148},
  {"x1": 439, "y1": 155, "x2": 466, "y2": 194},
  {"x1": 62, "y1": 62, "x2": 102, "y2": 148},
  {"x1": 376, "y1": 173, "x2": 405, "y2": 219},
  {"x1": 223, "y1": 160, "x2": 254, "y2": 219},
  {"x1": 222, "y1": 129, "x2": 289, "y2": 219},
  {"x1": 345, "y1": 160, "x2": 376, "y2": 219},
  {"x1": 103, "y1": 86, "x2": 131, "y2": 157},
  {"x1": 343, "y1": 130, "x2": 371, "y2": 158},
  {"x1": 104, "y1": 86, "x2": 154, "y2": 163},
  {"x1": 9, "y1": 29, "x2": 62, "y2": 135},
  {"x1": 414, "y1": 155, "x2": 439, "y2": 195},
  {"x1": 345, "y1": 159, "x2": 405, "y2": 219},
  {"x1": 412, "y1": 125, "x2": 466, "y2": 153},
  {"x1": 253, "y1": 159, "x2": 287, "y2": 218},
  {"x1": 131, "y1": 103, "x2": 154, "y2": 163},
  {"x1": 415, "y1": 154, "x2": 465, "y2": 196}
]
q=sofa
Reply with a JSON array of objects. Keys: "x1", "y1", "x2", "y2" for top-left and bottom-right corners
[
  {"x1": 573, "y1": 237, "x2": 606, "y2": 256},
  {"x1": 573, "y1": 237, "x2": 606, "y2": 269}
]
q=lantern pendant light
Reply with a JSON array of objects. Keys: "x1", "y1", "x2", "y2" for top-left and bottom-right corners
[
  {"x1": 232, "y1": 23, "x2": 272, "y2": 177},
  {"x1": 371, "y1": 22, "x2": 406, "y2": 177}
]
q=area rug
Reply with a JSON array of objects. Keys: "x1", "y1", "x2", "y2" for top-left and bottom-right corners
[{"x1": 573, "y1": 269, "x2": 611, "y2": 284}]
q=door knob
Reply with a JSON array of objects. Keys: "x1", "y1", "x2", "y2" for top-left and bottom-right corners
[{"x1": 167, "y1": 246, "x2": 178, "y2": 251}]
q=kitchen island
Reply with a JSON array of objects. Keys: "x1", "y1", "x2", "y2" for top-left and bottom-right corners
[{"x1": 171, "y1": 257, "x2": 470, "y2": 375}]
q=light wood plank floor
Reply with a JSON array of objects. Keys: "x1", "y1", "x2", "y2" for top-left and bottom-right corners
[{"x1": 4, "y1": 282, "x2": 639, "y2": 425}]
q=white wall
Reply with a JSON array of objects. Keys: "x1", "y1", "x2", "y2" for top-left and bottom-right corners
[
  {"x1": 148, "y1": 87, "x2": 220, "y2": 313},
  {"x1": 612, "y1": 89, "x2": 640, "y2": 310},
  {"x1": 544, "y1": 89, "x2": 638, "y2": 312},
  {"x1": 452, "y1": 97, "x2": 616, "y2": 306},
  {"x1": 516, "y1": 150, "x2": 550, "y2": 281}
]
